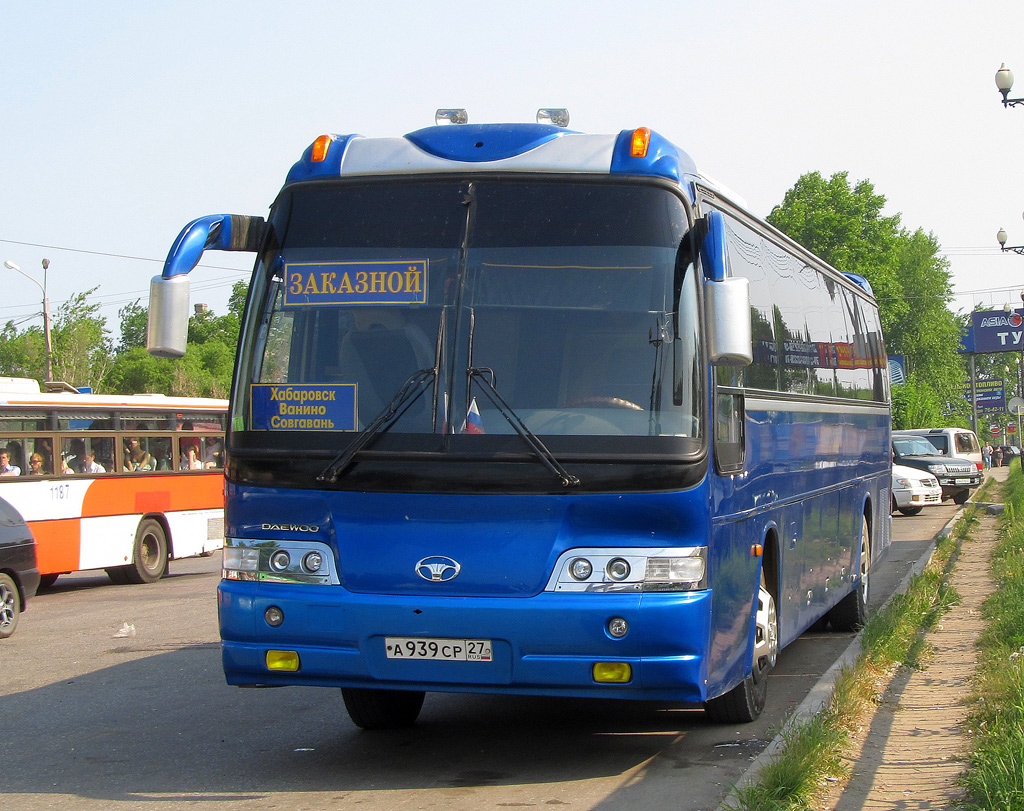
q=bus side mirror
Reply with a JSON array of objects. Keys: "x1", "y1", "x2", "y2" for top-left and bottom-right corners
[
  {"x1": 146, "y1": 214, "x2": 266, "y2": 359},
  {"x1": 705, "y1": 277, "x2": 753, "y2": 365},
  {"x1": 699, "y1": 211, "x2": 752, "y2": 365},
  {"x1": 148, "y1": 274, "x2": 192, "y2": 358}
]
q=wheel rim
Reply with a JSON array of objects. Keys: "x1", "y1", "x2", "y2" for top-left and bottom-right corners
[
  {"x1": 0, "y1": 582, "x2": 16, "y2": 629},
  {"x1": 140, "y1": 531, "x2": 161, "y2": 574},
  {"x1": 753, "y1": 584, "x2": 778, "y2": 680},
  {"x1": 859, "y1": 518, "x2": 871, "y2": 605}
]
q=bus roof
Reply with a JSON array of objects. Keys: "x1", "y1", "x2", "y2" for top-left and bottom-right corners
[
  {"x1": 0, "y1": 389, "x2": 227, "y2": 411},
  {"x1": 284, "y1": 123, "x2": 705, "y2": 194}
]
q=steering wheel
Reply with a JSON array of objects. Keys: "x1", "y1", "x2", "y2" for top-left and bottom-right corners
[{"x1": 566, "y1": 396, "x2": 644, "y2": 411}]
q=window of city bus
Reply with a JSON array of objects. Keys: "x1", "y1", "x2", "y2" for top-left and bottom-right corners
[{"x1": 236, "y1": 179, "x2": 702, "y2": 473}]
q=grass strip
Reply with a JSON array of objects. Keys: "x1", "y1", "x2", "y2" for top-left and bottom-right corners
[
  {"x1": 957, "y1": 463, "x2": 1024, "y2": 810},
  {"x1": 727, "y1": 507, "x2": 968, "y2": 811}
]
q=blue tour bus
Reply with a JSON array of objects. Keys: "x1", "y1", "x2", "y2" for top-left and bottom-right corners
[{"x1": 149, "y1": 111, "x2": 890, "y2": 728}]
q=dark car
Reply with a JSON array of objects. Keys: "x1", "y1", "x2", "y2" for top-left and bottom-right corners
[
  {"x1": 0, "y1": 495, "x2": 40, "y2": 638},
  {"x1": 892, "y1": 435, "x2": 981, "y2": 505}
]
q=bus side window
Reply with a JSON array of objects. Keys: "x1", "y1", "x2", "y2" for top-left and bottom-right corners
[
  {"x1": 202, "y1": 436, "x2": 224, "y2": 469},
  {"x1": 715, "y1": 387, "x2": 744, "y2": 473}
]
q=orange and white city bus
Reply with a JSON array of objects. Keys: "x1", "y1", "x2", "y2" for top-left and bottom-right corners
[{"x1": 0, "y1": 378, "x2": 226, "y2": 586}]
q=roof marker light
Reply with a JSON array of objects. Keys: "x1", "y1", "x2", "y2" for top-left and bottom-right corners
[
  {"x1": 311, "y1": 135, "x2": 333, "y2": 163},
  {"x1": 435, "y1": 108, "x2": 468, "y2": 125},
  {"x1": 537, "y1": 108, "x2": 570, "y2": 127},
  {"x1": 630, "y1": 127, "x2": 651, "y2": 158}
]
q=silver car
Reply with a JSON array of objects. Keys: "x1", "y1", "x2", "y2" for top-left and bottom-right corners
[{"x1": 891, "y1": 463, "x2": 941, "y2": 516}]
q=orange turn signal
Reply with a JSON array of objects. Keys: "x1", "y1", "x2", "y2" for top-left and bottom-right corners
[
  {"x1": 629, "y1": 127, "x2": 651, "y2": 158},
  {"x1": 311, "y1": 134, "x2": 333, "y2": 163},
  {"x1": 751, "y1": 544, "x2": 764, "y2": 557}
]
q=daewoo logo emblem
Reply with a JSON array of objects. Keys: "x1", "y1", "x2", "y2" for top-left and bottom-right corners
[{"x1": 415, "y1": 556, "x2": 461, "y2": 582}]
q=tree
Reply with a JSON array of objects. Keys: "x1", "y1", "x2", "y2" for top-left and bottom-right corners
[
  {"x1": 50, "y1": 288, "x2": 112, "y2": 389},
  {"x1": 767, "y1": 171, "x2": 967, "y2": 428}
]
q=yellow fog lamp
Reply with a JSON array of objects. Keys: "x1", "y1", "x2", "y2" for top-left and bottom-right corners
[
  {"x1": 265, "y1": 650, "x2": 301, "y2": 672},
  {"x1": 593, "y1": 662, "x2": 632, "y2": 683}
]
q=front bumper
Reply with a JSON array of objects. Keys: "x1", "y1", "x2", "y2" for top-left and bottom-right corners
[{"x1": 218, "y1": 580, "x2": 714, "y2": 702}]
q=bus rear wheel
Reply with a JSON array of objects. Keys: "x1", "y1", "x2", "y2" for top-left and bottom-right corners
[
  {"x1": 705, "y1": 569, "x2": 778, "y2": 723},
  {"x1": 827, "y1": 515, "x2": 870, "y2": 631},
  {"x1": 123, "y1": 519, "x2": 169, "y2": 584},
  {"x1": 341, "y1": 688, "x2": 425, "y2": 729}
]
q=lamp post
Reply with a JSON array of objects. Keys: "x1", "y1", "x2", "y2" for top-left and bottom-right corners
[
  {"x1": 996, "y1": 63, "x2": 1024, "y2": 107},
  {"x1": 3, "y1": 259, "x2": 53, "y2": 382}
]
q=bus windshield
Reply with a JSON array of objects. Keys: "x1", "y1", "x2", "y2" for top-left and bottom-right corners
[{"x1": 232, "y1": 179, "x2": 703, "y2": 490}]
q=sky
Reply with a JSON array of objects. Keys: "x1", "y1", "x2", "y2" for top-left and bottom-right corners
[{"x1": 4, "y1": 0, "x2": 1024, "y2": 341}]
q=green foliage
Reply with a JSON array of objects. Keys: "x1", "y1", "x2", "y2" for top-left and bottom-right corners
[
  {"x1": 958, "y1": 465, "x2": 1024, "y2": 809},
  {"x1": 0, "y1": 282, "x2": 248, "y2": 395},
  {"x1": 767, "y1": 171, "x2": 967, "y2": 424}
]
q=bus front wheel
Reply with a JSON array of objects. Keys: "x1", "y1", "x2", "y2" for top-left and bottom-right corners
[
  {"x1": 341, "y1": 688, "x2": 425, "y2": 729},
  {"x1": 704, "y1": 569, "x2": 778, "y2": 723},
  {"x1": 123, "y1": 519, "x2": 169, "y2": 584}
]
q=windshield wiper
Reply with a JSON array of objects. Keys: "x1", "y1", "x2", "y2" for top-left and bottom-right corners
[
  {"x1": 316, "y1": 368, "x2": 435, "y2": 483},
  {"x1": 469, "y1": 368, "x2": 579, "y2": 487}
]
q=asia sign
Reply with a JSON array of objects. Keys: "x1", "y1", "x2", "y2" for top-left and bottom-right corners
[{"x1": 969, "y1": 308, "x2": 1024, "y2": 354}]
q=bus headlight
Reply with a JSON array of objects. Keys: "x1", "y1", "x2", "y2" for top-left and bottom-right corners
[
  {"x1": 546, "y1": 547, "x2": 707, "y2": 592},
  {"x1": 222, "y1": 539, "x2": 340, "y2": 585}
]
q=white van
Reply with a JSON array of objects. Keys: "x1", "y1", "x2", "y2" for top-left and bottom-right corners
[{"x1": 893, "y1": 428, "x2": 983, "y2": 472}]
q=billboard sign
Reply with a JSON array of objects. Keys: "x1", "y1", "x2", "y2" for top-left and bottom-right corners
[{"x1": 969, "y1": 308, "x2": 1024, "y2": 354}]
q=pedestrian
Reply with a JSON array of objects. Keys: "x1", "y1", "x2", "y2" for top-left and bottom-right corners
[
  {"x1": 983, "y1": 442, "x2": 993, "y2": 469},
  {"x1": 994, "y1": 445, "x2": 1004, "y2": 468}
]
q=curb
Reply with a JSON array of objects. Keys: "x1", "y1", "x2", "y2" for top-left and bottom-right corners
[{"x1": 716, "y1": 503, "x2": 969, "y2": 811}]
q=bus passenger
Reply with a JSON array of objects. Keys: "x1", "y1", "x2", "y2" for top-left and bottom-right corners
[
  {"x1": 27, "y1": 454, "x2": 46, "y2": 475},
  {"x1": 81, "y1": 450, "x2": 105, "y2": 474},
  {"x1": 0, "y1": 450, "x2": 20, "y2": 476},
  {"x1": 124, "y1": 438, "x2": 155, "y2": 471}
]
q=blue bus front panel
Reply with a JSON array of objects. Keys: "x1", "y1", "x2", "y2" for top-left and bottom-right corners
[{"x1": 219, "y1": 582, "x2": 713, "y2": 702}]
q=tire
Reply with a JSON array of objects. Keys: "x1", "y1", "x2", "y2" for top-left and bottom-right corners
[
  {"x1": 953, "y1": 489, "x2": 970, "y2": 505},
  {"x1": 124, "y1": 519, "x2": 168, "y2": 584},
  {"x1": 705, "y1": 568, "x2": 778, "y2": 723},
  {"x1": 898, "y1": 506, "x2": 923, "y2": 516},
  {"x1": 106, "y1": 566, "x2": 131, "y2": 585},
  {"x1": 828, "y1": 515, "x2": 870, "y2": 632},
  {"x1": 0, "y1": 573, "x2": 21, "y2": 639},
  {"x1": 341, "y1": 688, "x2": 426, "y2": 729}
]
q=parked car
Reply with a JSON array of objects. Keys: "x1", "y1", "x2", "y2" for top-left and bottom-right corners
[
  {"x1": 891, "y1": 463, "x2": 942, "y2": 515},
  {"x1": 893, "y1": 428, "x2": 983, "y2": 472},
  {"x1": 891, "y1": 435, "x2": 981, "y2": 505},
  {"x1": 0, "y1": 496, "x2": 40, "y2": 638}
]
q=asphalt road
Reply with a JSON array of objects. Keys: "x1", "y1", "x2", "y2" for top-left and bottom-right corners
[{"x1": 0, "y1": 504, "x2": 956, "y2": 811}]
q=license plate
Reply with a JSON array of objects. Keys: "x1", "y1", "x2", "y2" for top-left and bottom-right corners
[
  {"x1": 385, "y1": 636, "x2": 493, "y2": 662},
  {"x1": 955, "y1": 478, "x2": 971, "y2": 485}
]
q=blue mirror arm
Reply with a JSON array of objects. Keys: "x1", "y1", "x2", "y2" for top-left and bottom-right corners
[
  {"x1": 699, "y1": 210, "x2": 728, "y2": 282},
  {"x1": 161, "y1": 214, "x2": 267, "y2": 279}
]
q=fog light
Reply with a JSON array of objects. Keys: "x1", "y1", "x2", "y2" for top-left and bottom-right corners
[
  {"x1": 270, "y1": 550, "x2": 291, "y2": 572},
  {"x1": 265, "y1": 650, "x2": 300, "y2": 671},
  {"x1": 264, "y1": 606, "x2": 284, "y2": 627},
  {"x1": 593, "y1": 662, "x2": 632, "y2": 683},
  {"x1": 302, "y1": 551, "x2": 323, "y2": 573},
  {"x1": 569, "y1": 557, "x2": 593, "y2": 581},
  {"x1": 607, "y1": 617, "x2": 629, "y2": 638},
  {"x1": 606, "y1": 558, "x2": 631, "y2": 581}
]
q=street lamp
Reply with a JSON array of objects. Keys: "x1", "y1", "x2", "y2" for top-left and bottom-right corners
[
  {"x1": 996, "y1": 63, "x2": 1024, "y2": 107},
  {"x1": 997, "y1": 213, "x2": 1024, "y2": 254},
  {"x1": 3, "y1": 258, "x2": 53, "y2": 382}
]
